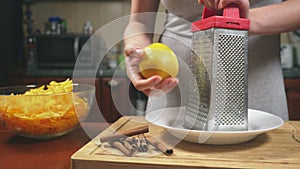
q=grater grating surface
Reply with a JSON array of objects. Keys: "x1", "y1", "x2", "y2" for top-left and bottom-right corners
[
  {"x1": 214, "y1": 29, "x2": 248, "y2": 128},
  {"x1": 185, "y1": 27, "x2": 248, "y2": 131}
]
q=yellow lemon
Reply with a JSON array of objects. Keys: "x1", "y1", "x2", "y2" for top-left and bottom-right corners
[{"x1": 139, "y1": 43, "x2": 179, "y2": 80}]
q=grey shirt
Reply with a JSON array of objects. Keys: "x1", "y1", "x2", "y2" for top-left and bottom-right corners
[{"x1": 147, "y1": 0, "x2": 288, "y2": 121}]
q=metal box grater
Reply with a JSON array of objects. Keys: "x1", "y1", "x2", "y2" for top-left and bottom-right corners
[{"x1": 184, "y1": 4, "x2": 250, "y2": 131}]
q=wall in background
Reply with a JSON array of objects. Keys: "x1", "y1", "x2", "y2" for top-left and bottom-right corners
[{"x1": 31, "y1": 1, "x2": 131, "y2": 35}]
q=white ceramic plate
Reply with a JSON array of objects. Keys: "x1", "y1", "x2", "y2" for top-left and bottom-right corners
[{"x1": 145, "y1": 107, "x2": 284, "y2": 145}]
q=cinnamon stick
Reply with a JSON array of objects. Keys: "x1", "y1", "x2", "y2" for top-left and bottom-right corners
[
  {"x1": 100, "y1": 125, "x2": 149, "y2": 143},
  {"x1": 122, "y1": 139, "x2": 136, "y2": 153},
  {"x1": 123, "y1": 136, "x2": 138, "y2": 150},
  {"x1": 138, "y1": 134, "x2": 149, "y2": 152},
  {"x1": 125, "y1": 136, "x2": 138, "y2": 144},
  {"x1": 110, "y1": 141, "x2": 134, "y2": 157},
  {"x1": 145, "y1": 136, "x2": 173, "y2": 155}
]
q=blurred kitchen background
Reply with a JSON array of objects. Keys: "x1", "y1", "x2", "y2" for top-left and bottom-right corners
[{"x1": 0, "y1": 0, "x2": 299, "y2": 121}]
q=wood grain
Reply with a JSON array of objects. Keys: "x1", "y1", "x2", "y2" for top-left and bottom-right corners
[{"x1": 71, "y1": 117, "x2": 300, "y2": 169}]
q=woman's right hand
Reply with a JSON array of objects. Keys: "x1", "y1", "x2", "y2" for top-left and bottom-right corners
[
  {"x1": 124, "y1": 44, "x2": 178, "y2": 96},
  {"x1": 199, "y1": 0, "x2": 249, "y2": 18}
]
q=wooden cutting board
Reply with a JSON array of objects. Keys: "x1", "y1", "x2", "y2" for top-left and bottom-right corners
[{"x1": 71, "y1": 116, "x2": 300, "y2": 169}]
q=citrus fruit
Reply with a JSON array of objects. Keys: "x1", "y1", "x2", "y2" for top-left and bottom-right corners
[{"x1": 139, "y1": 43, "x2": 179, "y2": 80}]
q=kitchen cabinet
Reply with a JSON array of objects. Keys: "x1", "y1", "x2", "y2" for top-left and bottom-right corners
[
  {"x1": 7, "y1": 76, "x2": 134, "y2": 122},
  {"x1": 284, "y1": 78, "x2": 300, "y2": 120},
  {"x1": 99, "y1": 77, "x2": 135, "y2": 122}
]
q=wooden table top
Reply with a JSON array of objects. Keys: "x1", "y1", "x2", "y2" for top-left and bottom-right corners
[
  {"x1": 0, "y1": 122, "x2": 109, "y2": 169},
  {"x1": 72, "y1": 116, "x2": 300, "y2": 169}
]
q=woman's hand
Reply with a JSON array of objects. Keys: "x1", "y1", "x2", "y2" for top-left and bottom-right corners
[
  {"x1": 124, "y1": 44, "x2": 179, "y2": 96},
  {"x1": 198, "y1": 0, "x2": 250, "y2": 18}
]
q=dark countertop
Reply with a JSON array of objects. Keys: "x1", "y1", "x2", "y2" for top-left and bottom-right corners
[
  {"x1": 0, "y1": 122, "x2": 109, "y2": 169},
  {"x1": 282, "y1": 67, "x2": 300, "y2": 78}
]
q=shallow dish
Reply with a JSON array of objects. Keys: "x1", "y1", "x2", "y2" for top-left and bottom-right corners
[
  {"x1": 145, "y1": 107, "x2": 284, "y2": 145},
  {"x1": 0, "y1": 82, "x2": 95, "y2": 139}
]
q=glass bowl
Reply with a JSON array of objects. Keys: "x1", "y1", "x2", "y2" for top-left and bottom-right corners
[{"x1": 0, "y1": 83, "x2": 95, "y2": 139}]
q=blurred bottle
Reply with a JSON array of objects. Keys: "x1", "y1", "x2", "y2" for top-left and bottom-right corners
[
  {"x1": 45, "y1": 17, "x2": 67, "y2": 35},
  {"x1": 281, "y1": 44, "x2": 294, "y2": 69},
  {"x1": 61, "y1": 19, "x2": 68, "y2": 34},
  {"x1": 107, "y1": 46, "x2": 118, "y2": 69},
  {"x1": 47, "y1": 16, "x2": 62, "y2": 35},
  {"x1": 83, "y1": 21, "x2": 93, "y2": 35},
  {"x1": 48, "y1": 17, "x2": 57, "y2": 35},
  {"x1": 26, "y1": 36, "x2": 36, "y2": 69},
  {"x1": 135, "y1": 91, "x2": 147, "y2": 116},
  {"x1": 288, "y1": 30, "x2": 300, "y2": 67},
  {"x1": 118, "y1": 53, "x2": 126, "y2": 70},
  {"x1": 117, "y1": 43, "x2": 126, "y2": 70}
]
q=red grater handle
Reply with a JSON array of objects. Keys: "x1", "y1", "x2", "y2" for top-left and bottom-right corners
[
  {"x1": 192, "y1": 3, "x2": 250, "y2": 32},
  {"x1": 222, "y1": 4, "x2": 240, "y2": 18},
  {"x1": 202, "y1": 4, "x2": 240, "y2": 19},
  {"x1": 202, "y1": 6, "x2": 217, "y2": 19}
]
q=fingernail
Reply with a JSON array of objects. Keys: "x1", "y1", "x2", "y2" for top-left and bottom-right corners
[
  {"x1": 168, "y1": 80, "x2": 177, "y2": 87},
  {"x1": 135, "y1": 49, "x2": 144, "y2": 54},
  {"x1": 134, "y1": 49, "x2": 145, "y2": 59}
]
